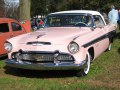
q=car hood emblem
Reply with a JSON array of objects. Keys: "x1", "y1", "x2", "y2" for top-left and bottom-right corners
[{"x1": 36, "y1": 34, "x2": 45, "y2": 39}]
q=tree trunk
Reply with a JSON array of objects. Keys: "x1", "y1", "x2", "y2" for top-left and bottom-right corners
[{"x1": 19, "y1": 0, "x2": 31, "y2": 21}]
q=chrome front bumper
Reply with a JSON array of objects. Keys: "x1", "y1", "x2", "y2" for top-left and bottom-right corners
[{"x1": 5, "y1": 59, "x2": 86, "y2": 70}]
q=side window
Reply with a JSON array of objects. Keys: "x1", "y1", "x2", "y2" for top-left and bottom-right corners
[
  {"x1": 11, "y1": 22, "x2": 22, "y2": 31},
  {"x1": 0, "y1": 23, "x2": 9, "y2": 33},
  {"x1": 93, "y1": 15, "x2": 105, "y2": 27}
]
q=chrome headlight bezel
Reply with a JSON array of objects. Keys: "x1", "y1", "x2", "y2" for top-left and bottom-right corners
[
  {"x1": 68, "y1": 42, "x2": 79, "y2": 54},
  {"x1": 4, "y1": 42, "x2": 12, "y2": 52}
]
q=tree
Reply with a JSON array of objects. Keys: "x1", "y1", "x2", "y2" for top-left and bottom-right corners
[
  {"x1": 0, "y1": 0, "x2": 5, "y2": 17},
  {"x1": 31, "y1": 0, "x2": 47, "y2": 18},
  {"x1": 30, "y1": 0, "x2": 120, "y2": 17},
  {"x1": 19, "y1": 0, "x2": 31, "y2": 21},
  {"x1": 4, "y1": 0, "x2": 19, "y2": 19}
]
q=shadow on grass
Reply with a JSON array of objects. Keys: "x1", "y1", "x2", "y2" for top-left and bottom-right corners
[
  {"x1": 116, "y1": 32, "x2": 120, "y2": 39},
  {"x1": 4, "y1": 66, "x2": 79, "y2": 78},
  {"x1": 118, "y1": 48, "x2": 120, "y2": 54},
  {"x1": 0, "y1": 55, "x2": 8, "y2": 60},
  {"x1": 116, "y1": 32, "x2": 120, "y2": 54}
]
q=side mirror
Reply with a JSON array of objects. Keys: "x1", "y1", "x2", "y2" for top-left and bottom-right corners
[
  {"x1": 93, "y1": 25, "x2": 96, "y2": 29},
  {"x1": 91, "y1": 25, "x2": 96, "y2": 31}
]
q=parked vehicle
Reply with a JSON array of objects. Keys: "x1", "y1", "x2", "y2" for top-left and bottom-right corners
[
  {"x1": 5, "y1": 10, "x2": 116, "y2": 76},
  {"x1": 0, "y1": 18, "x2": 31, "y2": 57}
]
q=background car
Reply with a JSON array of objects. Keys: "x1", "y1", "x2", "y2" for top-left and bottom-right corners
[
  {"x1": 5, "y1": 10, "x2": 116, "y2": 76},
  {"x1": 0, "y1": 18, "x2": 31, "y2": 57}
]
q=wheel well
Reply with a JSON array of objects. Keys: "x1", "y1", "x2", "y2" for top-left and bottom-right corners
[
  {"x1": 88, "y1": 47, "x2": 94, "y2": 61},
  {"x1": 109, "y1": 37, "x2": 113, "y2": 43},
  {"x1": 109, "y1": 31, "x2": 116, "y2": 43}
]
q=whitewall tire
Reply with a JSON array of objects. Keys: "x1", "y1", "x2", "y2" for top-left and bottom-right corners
[
  {"x1": 108, "y1": 43, "x2": 112, "y2": 51},
  {"x1": 77, "y1": 52, "x2": 91, "y2": 77},
  {"x1": 106, "y1": 43, "x2": 112, "y2": 52}
]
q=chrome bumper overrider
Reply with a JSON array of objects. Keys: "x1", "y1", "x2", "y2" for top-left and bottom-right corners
[{"x1": 5, "y1": 59, "x2": 86, "y2": 70}]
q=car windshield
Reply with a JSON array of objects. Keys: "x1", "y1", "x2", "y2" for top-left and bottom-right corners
[{"x1": 44, "y1": 14, "x2": 93, "y2": 27}]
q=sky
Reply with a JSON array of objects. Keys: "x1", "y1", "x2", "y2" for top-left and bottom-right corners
[
  {"x1": 4, "y1": 0, "x2": 19, "y2": 8},
  {"x1": 5, "y1": 0, "x2": 19, "y2": 3}
]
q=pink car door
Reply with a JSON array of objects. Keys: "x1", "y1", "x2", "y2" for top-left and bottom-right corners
[
  {"x1": 90, "y1": 15, "x2": 109, "y2": 58},
  {"x1": 93, "y1": 27, "x2": 109, "y2": 55},
  {"x1": 0, "y1": 22, "x2": 12, "y2": 55}
]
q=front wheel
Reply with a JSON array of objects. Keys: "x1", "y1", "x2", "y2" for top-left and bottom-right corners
[{"x1": 77, "y1": 52, "x2": 91, "y2": 77}]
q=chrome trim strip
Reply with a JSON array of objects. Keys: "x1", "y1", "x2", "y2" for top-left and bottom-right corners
[
  {"x1": 83, "y1": 30, "x2": 116, "y2": 48},
  {"x1": 27, "y1": 41, "x2": 51, "y2": 45}
]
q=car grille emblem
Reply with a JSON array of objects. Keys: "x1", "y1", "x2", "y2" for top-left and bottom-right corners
[{"x1": 54, "y1": 53, "x2": 60, "y2": 65}]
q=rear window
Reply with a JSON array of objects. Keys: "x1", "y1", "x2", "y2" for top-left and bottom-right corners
[{"x1": 0, "y1": 23, "x2": 9, "y2": 33}]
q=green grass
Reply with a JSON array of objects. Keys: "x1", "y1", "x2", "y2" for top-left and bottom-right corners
[{"x1": 0, "y1": 34, "x2": 120, "y2": 90}]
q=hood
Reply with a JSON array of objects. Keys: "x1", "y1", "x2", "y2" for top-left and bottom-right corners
[{"x1": 19, "y1": 27, "x2": 91, "y2": 44}]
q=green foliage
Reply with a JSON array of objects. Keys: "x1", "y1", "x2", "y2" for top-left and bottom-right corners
[
  {"x1": 31, "y1": 0, "x2": 47, "y2": 16},
  {"x1": 30, "y1": 0, "x2": 120, "y2": 16}
]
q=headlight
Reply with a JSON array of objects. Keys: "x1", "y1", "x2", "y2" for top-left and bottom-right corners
[
  {"x1": 4, "y1": 42, "x2": 12, "y2": 51},
  {"x1": 68, "y1": 42, "x2": 79, "y2": 54}
]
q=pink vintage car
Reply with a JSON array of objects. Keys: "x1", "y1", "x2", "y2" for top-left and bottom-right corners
[{"x1": 5, "y1": 10, "x2": 116, "y2": 76}]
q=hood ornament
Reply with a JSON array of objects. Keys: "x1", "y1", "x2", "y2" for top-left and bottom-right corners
[{"x1": 36, "y1": 34, "x2": 45, "y2": 39}]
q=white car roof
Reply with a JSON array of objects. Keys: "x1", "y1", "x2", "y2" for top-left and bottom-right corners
[{"x1": 49, "y1": 10, "x2": 101, "y2": 16}]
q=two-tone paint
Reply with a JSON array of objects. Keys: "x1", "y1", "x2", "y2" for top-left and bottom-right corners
[{"x1": 5, "y1": 10, "x2": 116, "y2": 71}]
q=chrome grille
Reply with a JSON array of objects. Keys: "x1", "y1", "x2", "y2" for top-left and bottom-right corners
[
  {"x1": 22, "y1": 54, "x2": 54, "y2": 61},
  {"x1": 12, "y1": 52, "x2": 74, "y2": 63}
]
